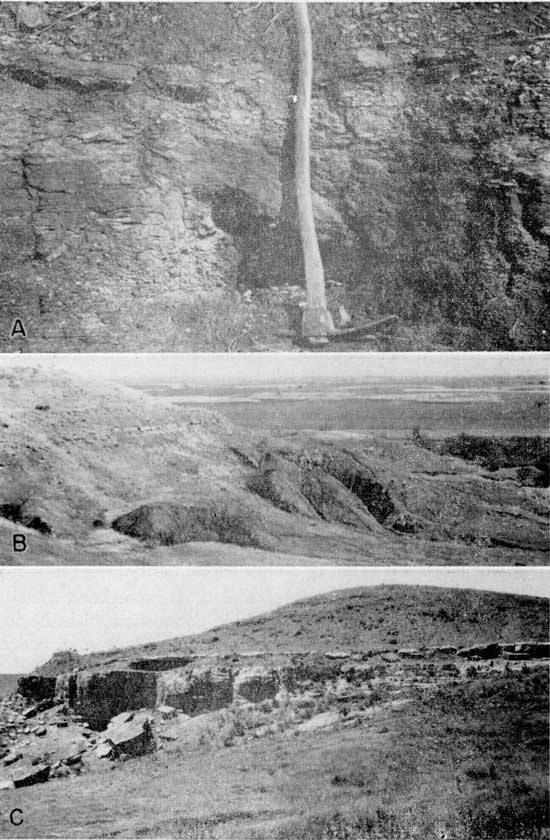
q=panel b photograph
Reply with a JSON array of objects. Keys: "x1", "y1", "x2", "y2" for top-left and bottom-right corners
[{"x1": 0, "y1": 352, "x2": 547, "y2": 566}]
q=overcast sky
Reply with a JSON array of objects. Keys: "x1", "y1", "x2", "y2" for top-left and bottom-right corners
[
  {"x1": 0, "y1": 567, "x2": 547, "y2": 672},
  {"x1": 0, "y1": 352, "x2": 547, "y2": 385}
]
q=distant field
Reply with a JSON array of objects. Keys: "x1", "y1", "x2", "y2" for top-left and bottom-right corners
[
  {"x1": 0, "y1": 675, "x2": 21, "y2": 698},
  {"x1": 139, "y1": 376, "x2": 549, "y2": 434}
]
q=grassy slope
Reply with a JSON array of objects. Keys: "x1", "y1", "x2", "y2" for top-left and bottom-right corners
[
  {"x1": 0, "y1": 367, "x2": 237, "y2": 532},
  {"x1": 35, "y1": 585, "x2": 549, "y2": 675},
  {"x1": 0, "y1": 369, "x2": 408, "y2": 565},
  {"x1": 0, "y1": 369, "x2": 547, "y2": 566},
  {"x1": 6, "y1": 586, "x2": 548, "y2": 839}
]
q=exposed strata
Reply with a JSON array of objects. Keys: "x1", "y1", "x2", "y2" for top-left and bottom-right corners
[
  {"x1": 17, "y1": 641, "x2": 550, "y2": 723},
  {"x1": 0, "y1": 3, "x2": 549, "y2": 349},
  {"x1": 2, "y1": 642, "x2": 548, "y2": 790},
  {"x1": 0, "y1": 368, "x2": 547, "y2": 566},
  {"x1": 3, "y1": 582, "x2": 548, "y2": 791}
]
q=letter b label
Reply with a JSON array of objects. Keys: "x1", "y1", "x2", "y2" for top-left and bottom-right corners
[{"x1": 12, "y1": 534, "x2": 27, "y2": 552}]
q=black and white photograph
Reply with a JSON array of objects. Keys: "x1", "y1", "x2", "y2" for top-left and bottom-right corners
[
  {"x1": 0, "y1": 566, "x2": 548, "y2": 839},
  {"x1": 0, "y1": 351, "x2": 547, "y2": 566},
  {"x1": 0, "y1": 0, "x2": 548, "y2": 837},
  {"x1": 0, "y1": 1, "x2": 549, "y2": 351}
]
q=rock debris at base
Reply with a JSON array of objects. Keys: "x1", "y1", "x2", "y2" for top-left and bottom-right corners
[{"x1": 1, "y1": 641, "x2": 547, "y2": 789}]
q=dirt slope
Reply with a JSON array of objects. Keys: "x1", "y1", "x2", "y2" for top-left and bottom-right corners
[
  {"x1": 0, "y1": 368, "x2": 547, "y2": 565},
  {"x1": 1, "y1": 585, "x2": 546, "y2": 839}
]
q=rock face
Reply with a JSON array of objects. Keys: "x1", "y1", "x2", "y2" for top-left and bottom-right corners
[
  {"x1": 501, "y1": 641, "x2": 550, "y2": 659},
  {"x1": 102, "y1": 712, "x2": 156, "y2": 758},
  {"x1": 234, "y1": 666, "x2": 279, "y2": 703},
  {"x1": 158, "y1": 705, "x2": 177, "y2": 720},
  {"x1": 0, "y1": 3, "x2": 548, "y2": 349},
  {"x1": 55, "y1": 673, "x2": 77, "y2": 706},
  {"x1": 457, "y1": 643, "x2": 502, "y2": 660},
  {"x1": 157, "y1": 666, "x2": 234, "y2": 715},
  {"x1": 73, "y1": 670, "x2": 158, "y2": 730},
  {"x1": 130, "y1": 657, "x2": 193, "y2": 672},
  {"x1": 11, "y1": 763, "x2": 50, "y2": 788}
]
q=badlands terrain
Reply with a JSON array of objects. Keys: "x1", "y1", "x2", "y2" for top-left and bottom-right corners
[
  {"x1": 0, "y1": 585, "x2": 548, "y2": 838},
  {"x1": 0, "y1": 367, "x2": 548, "y2": 565}
]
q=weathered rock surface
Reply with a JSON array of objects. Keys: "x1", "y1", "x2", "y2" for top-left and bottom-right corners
[
  {"x1": 17, "y1": 676, "x2": 56, "y2": 702},
  {"x1": 11, "y1": 763, "x2": 50, "y2": 788},
  {"x1": 0, "y1": 4, "x2": 548, "y2": 349},
  {"x1": 95, "y1": 741, "x2": 114, "y2": 759},
  {"x1": 158, "y1": 705, "x2": 177, "y2": 720},
  {"x1": 3, "y1": 750, "x2": 22, "y2": 766},
  {"x1": 73, "y1": 670, "x2": 158, "y2": 730},
  {"x1": 297, "y1": 712, "x2": 340, "y2": 732},
  {"x1": 501, "y1": 641, "x2": 550, "y2": 659},
  {"x1": 102, "y1": 712, "x2": 155, "y2": 758},
  {"x1": 157, "y1": 666, "x2": 234, "y2": 715},
  {"x1": 234, "y1": 667, "x2": 279, "y2": 703},
  {"x1": 457, "y1": 643, "x2": 501, "y2": 660}
]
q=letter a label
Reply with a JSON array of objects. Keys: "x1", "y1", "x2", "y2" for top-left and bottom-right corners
[{"x1": 10, "y1": 318, "x2": 27, "y2": 339}]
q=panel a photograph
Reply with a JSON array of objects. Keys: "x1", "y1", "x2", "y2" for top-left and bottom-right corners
[
  {"x1": 1, "y1": 2, "x2": 549, "y2": 351},
  {"x1": 0, "y1": 567, "x2": 548, "y2": 838},
  {"x1": 0, "y1": 353, "x2": 547, "y2": 566}
]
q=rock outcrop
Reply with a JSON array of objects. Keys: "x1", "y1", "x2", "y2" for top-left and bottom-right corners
[
  {"x1": 233, "y1": 666, "x2": 279, "y2": 703},
  {"x1": 501, "y1": 641, "x2": 550, "y2": 659},
  {"x1": 2, "y1": 633, "x2": 548, "y2": 793},
  {"x1": 157, "y1": 666, "x2": 234, "y2": 715},
  {"x1": 0, "y1": 3, "x2": 548, "y2": 349},
  {"x1": 457, "y1": 643, "x2": 502, "y2": 660},
  {"x1": 73, "y1": 670, "x2": 158, "y2": 730},
  {"x1": 11, "y1": 763, "x2": 50, "y2": 788},
  {"x1": 17, "y1": 675, "x2": 56, "y2": 702},
  {"x1": 102, "y1": 712, "x2": 156, "y2": 758}
]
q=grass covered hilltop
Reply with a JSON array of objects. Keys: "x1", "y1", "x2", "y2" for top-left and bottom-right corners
[{"x1": 0, "y1": 584, "x2": 548, "y2": 838}]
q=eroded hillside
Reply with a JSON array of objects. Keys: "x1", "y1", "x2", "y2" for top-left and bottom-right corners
[
  {"x1": 0, "y1": 586, "x2": 548, "y2": 838},
  {"x1": 0, "y1": 368, "x2": 548, "y2": 565},
  {"x1": 0, "y1": 2, "x2": 549, "y2": 350}
]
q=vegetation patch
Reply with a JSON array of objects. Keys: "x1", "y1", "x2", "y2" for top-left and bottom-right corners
[
  {"x1": 440, "y1": 433, "x2": 549, "y2": 482},
  {"x1": 0, "y1": 500, "x2": 52, "y2": 534}
]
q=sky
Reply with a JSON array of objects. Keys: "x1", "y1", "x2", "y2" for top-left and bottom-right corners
[
  {"x1": 0, "y1": 352, "x2": 547, "y2": 385},
  {"x1": 0, "y1": 567, "x2": 548, "y2": 672}
]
